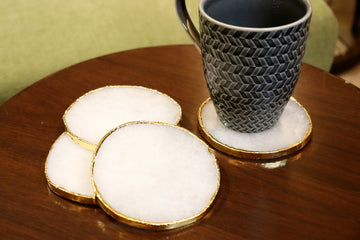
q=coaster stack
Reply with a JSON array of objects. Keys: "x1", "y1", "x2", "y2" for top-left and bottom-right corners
[{"x1": 44, "y1": 85, "x2": 220, "y2": 230}]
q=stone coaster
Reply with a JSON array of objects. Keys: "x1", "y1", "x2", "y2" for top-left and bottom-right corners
[
  {"x1": 198, "y1": 97, "x2": 312, "y2": 159},
  {"x1": 45, "y1": 132, "x2": 96, "y2": 204},
  {"x1": 92, "y1": 122, "x2": 220, "y2": 230},
  {"x1": 63, "y1": 85, "x2": 182, "y2": 151}
]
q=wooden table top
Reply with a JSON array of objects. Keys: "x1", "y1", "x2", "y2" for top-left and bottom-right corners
[{"x1": 0, "y1": 45, "x2": 359, "y2": 240}]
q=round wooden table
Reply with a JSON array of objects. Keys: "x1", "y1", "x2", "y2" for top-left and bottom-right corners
[{"x1": 0, "y1": 45, "x2": 359, "y2": 240}]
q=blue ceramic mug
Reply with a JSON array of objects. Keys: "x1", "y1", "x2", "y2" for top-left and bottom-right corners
[{"x1": 176, "y1": 0, "x2": 312, "y2": 133}]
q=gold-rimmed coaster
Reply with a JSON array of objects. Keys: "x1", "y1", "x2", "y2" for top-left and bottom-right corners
[
  {"x1": 198, "y1": 97, "x2": 312, "y2": 159},
  {"x1": 92, "y1": 121, "x2": 220, "y2": 230},
  {"x1": 45, "y1": 132, "x2": 96, "y2": 205},
  {"x1": 63, "y1": 85, "x2": 182, "y2": 151}
]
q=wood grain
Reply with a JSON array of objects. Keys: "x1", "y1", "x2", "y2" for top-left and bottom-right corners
[{"x1": 0, "y1": 45, "x2": 359, "y2": 240}]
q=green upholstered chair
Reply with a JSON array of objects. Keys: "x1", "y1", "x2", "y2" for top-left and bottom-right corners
[{"x1": 0, "y1": 0, "x2": 338, "y2": 104}]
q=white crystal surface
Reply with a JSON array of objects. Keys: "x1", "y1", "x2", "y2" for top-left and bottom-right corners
[
  {"x1": 93, "y1": 123, "x2": 219, "y2": 223},
  {"x1": 201, "y1": 99, "x2": 310, "y2": 152},
  {"x1": 64, "y1": 86, "x2": 181, "y2": 145},
  {"x1": 46, "y1": 133, "x2": 94, "y2": 197}
]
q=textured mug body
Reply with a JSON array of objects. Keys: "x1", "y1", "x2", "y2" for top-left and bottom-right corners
[{"x1": 176, "y1": 0, "x2": 312, "y2": 133}]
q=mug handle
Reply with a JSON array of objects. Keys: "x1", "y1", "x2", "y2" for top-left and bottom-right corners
[{"x1": 175, "y1": 0, "x2": 201, "y2": 49}]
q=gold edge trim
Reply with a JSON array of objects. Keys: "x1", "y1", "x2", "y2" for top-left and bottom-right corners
[
  {"x1": 44, "y1": 132, "x2": 96, "y2": 205},
  {"x1": 91, "y1": 121, "x2": 220, "y2": 230},
  {"x1": 198, "y1": 97, "x2": 313, "y2": 159},
  {"x1": 46, "y1": 181, "x2": 96, "y2": 205},
  {"x1": 62, "y1": 85, "x2": 183, "y2": 150},
  {"x1": 65, "y1": 131, "x2": 97, "y2": 151}
]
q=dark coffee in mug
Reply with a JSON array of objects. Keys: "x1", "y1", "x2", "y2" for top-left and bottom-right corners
[{"x1": 203, "y1": 0, "x2": 308, "y2": 28}]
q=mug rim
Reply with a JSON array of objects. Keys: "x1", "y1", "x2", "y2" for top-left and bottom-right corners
[{"x1": 199, "y1": 0, "x2": 312, "y2": 32}]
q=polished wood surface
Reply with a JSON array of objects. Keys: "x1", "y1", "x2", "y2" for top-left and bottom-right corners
[{"x1": 0, "y1": 45, "x2": 359, "y2": 239}]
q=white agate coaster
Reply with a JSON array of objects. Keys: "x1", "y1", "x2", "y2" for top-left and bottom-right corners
[
  {"x1": 63, "y1": 86, "x2": 182, "y2": 151},
  {"x1": 45, "y1": 132, "x2": 96, "y2": 204},
  {"x1": 92, "y1": 122, "x2": 220, "y2": 230},
  {"x1": 198, "y1": 97, "x2": 312, "y2": 159}
]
